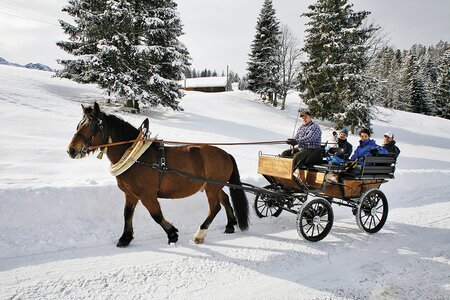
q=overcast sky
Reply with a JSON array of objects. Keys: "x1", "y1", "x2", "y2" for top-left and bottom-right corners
[{"x1": 0, "y1": 0, "x2": 448, "y2": 76}]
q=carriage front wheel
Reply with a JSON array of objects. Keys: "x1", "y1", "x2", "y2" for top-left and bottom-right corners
[
  {"x1": 356, "y1": 188, "x2": 388, "y2": 234},
  {"x1": 297, "y1": 198, "x2": 333, "y2": 242},
  {"x1": 253, "y1": 185, "x2": 283, "y2": 218}
]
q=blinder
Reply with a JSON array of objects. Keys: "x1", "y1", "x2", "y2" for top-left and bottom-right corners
[
  {"x1": 73, "y1": 113, "x2": 105, "y2": 154},
  {"x1": 88, "y1": 114, "x2": 103, "y2": 134}
]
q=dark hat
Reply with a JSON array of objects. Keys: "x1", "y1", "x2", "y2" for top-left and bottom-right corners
[
  {"x1": 299, "y1": 110, "x2": 312, "y2": 117},
  {"x1": 340, "y1": 128, "x2": 349, "y2": 136},
  {"x1": 359, "y1": 128, "x2": 371, "y2": 136}
]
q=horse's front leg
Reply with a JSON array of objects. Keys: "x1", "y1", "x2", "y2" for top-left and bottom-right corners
[
  {"x1": 117, "y1": 193, "x2": 138, "y2": 247},
  {"x1": 141, "y1": 195, "x2": 179, "y2": 244}
]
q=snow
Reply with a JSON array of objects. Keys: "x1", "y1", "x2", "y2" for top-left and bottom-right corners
[{"x1": 1, "y1": 64, "x2": 450, "y2": 299}]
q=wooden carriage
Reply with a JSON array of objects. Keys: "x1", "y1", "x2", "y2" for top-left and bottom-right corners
[{"x1": 254, "y1": 154, "x2": 396, "y2": 241}]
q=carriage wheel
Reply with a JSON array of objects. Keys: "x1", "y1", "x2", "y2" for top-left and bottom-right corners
[
  {"x1": 253, "y1": 185, "x2": 283, "y2": 218},
  {"x1": 297, "y1": 198, "x2": 333, "y2": 242},
  {"x1": 356, "y1": 189, "x2": 388, "y2": 234}
]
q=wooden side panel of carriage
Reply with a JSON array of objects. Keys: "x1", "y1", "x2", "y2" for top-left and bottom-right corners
[{"x1": 258, "y1": 155, "x2": 383, "y2": 199}]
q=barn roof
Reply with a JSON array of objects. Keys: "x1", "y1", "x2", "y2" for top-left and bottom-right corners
[{"x1": 180, "y1": 76, "x2": 227, "y2": 88}]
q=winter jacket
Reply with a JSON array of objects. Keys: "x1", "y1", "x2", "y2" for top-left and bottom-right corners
[
  {"x1": 383, "y1": 140, "x2": 401, "y2": 158},
  {"x1": 337, "y1": 138, "x2": 353, "y2": 160},
  {"x1": 294, "y1": 121, "x2": 322, "y2": 149},
  {"x1": 350, "y1": 139, "x2": 387, "y2": 162}
]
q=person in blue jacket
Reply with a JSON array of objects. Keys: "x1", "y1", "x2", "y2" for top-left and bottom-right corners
[{"x1": 350, "y1": 128, "x2": 387, "y2": 163}]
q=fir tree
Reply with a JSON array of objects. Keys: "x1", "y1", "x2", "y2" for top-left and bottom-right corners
[
  {"x1": 404, "y1": 54, "x2": 429, "y2": 114},
  {"x1": 56, "y1": 0, "x2": 190, "y2": 111},
  {"x1": 435, "y1": 49, "x2": 450, "y2": 119},
  {"x1": 298, "y1": 0, "x2": 378, "y2": 130},
  {"x1": 247, "y1": 0, "x2": 281, "y2": 105}
]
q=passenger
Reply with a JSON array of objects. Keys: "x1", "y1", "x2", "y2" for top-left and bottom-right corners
[
  {"x1": 336, "y1": 128, "x2": 353, "y2": 159},
  {"x1": 326, "y1": 128, "x2": 353, "y2": 165},
  {"x1": 382, "y1": 131, "x2": 401, "y2": 158},
  {"x1": 282, "y1": 110, "x2": 322, "y2": 168},
  {"x1": 349, "y1": 128, "x2": 387, "y2": 163}
]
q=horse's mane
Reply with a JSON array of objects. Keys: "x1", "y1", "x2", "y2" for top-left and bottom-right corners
[{"x1": 104, "y1": 113, "x2": 140, "y2": 141}]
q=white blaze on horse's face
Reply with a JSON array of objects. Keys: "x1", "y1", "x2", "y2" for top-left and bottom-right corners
[
  {"x1": 67, "y1": 115, "x2": 90, "y2": 159},
  {"x1": 67, "y1": 112, "x2": 101, "y2": 159}
]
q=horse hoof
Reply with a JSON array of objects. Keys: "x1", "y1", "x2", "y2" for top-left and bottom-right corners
[
  {"x1": 193, "y1": 237, "x2": 204, "y2": 244},
  {"x1": 224, "y1": 226, "x2": 235, "y2": 234},
  {"x1": 116, "y1": 241, "x2": 130, "y2": 247},
  {"x1": 116, "y1": 235, "x2": 133, "y2": 248},
  {"x1": 167, "y1": 229, "x2": 179, "y2": 244},
  {"x1": 168, "y1": 237, "x2": 178, "y2": 244}
]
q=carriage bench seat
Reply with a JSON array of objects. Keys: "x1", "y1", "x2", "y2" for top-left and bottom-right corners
[
  {"x1": 310, "y1": 164, "x2": 346, "y2": 173},
  {"x1": 343, "y1": 155, "x2": 397, "y2": 179}
]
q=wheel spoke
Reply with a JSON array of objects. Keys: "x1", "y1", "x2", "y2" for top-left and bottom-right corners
[
  {"x1": 362, "y1": 214, "x2": 370, "y2": 226},
  {"x1": 262, "y1": 205, "x2": 269, "y2": 216},
  {"x1": 374, "y1": 213, "x2": 382, "y2": 223}
]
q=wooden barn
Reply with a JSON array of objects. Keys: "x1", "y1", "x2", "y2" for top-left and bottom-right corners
[{"x1": 179, "y1": 76, "x2": 230, "y2": 92}]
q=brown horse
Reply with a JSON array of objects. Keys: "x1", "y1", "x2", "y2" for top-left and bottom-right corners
[{"x1": 67, "y1": 102, "x2": 249, "y2": 245}]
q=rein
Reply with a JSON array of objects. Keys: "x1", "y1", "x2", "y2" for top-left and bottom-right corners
[{"x1": 88, "y1": 138, "x2": 287, "y2": 150}]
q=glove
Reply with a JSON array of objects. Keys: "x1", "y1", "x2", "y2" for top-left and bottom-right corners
[
  {"x1": 286, "y1": 138, "x2": 297, "y2": 146},
  {"x1": 370, "y1": 148, "x2": 379, "y2": 155}
]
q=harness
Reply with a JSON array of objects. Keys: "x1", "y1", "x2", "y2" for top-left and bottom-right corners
[
  {"x1": 73, "y1": 113, "x2": 107, "y2": 157},
  {"x1": 135, "y1": 141, "x2": 167, "y2": 192}
]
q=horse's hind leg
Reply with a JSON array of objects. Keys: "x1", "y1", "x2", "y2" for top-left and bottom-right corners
[
  {"x1": 194, "y1": 187, "x2": 222, "y2": 244},
  {"x1": 117, "y1": 193, "x2": 138, "y2": 247},
  {"x1": 219, "y1": 190, "x2": 237, "y2": 234}
]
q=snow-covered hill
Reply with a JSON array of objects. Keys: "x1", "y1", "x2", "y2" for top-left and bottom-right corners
[{"x1": 0, "y1": 65, "x2": 449, "y2": 299}]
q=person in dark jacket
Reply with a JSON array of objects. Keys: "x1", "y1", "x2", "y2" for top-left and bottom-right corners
[
  {"x1": 326, "y1": 128, "x2": 353, "y2": 165},
  {"x1": 350, "y1": 128, "x2": 387, "y2": 163},
  {"x1": 337, "y1": 128, "x2": 353, "y2": 160},
  {"x1": 382, "y1": 132, "x2": 401, "y2": 158}
]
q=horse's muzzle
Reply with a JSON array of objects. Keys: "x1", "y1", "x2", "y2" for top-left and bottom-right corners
[{"x1": 67, "y1": 147, "x2": 84, "y2": 159}]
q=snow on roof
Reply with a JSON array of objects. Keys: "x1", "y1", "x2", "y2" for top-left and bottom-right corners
[{"x1": 180, "y1": 76, "x2": 227, "y2": 88}]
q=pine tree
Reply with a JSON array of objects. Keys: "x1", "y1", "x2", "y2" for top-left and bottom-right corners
[
  {"x1": 56, "y1": 0, "x2": 190, "y2": 111},
  {"x1": 404, "y1": 54, "x2": 429, "y2": 114},
  {"x1": 247, "y1": 0, "x2": 281, "y2": 105},
  {"x1": 298, "y1": 0, "x2": 378, "y2": 130},
  {"x1": 435, "y1": 49, "x2": 450, "y2": 119}
]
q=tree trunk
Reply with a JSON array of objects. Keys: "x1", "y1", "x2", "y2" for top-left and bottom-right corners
[
  {"x1": 125, "y1": 99, "x2": 134, "y2": 108},
  {"x1": 133, "y1": 100, "x2": 140, "y2": 113},
  {"x1": 280, "y1": 94, "x2": 287, "y2": 110}
]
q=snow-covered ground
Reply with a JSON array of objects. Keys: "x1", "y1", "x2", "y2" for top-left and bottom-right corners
[{"x1": 0, "y1": 65, "x2": 449, "y2": 299}]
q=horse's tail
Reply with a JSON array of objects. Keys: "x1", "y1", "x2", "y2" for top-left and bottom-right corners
[{"x1": 228, "y1": 155, "x2": 249, "y2": 231}]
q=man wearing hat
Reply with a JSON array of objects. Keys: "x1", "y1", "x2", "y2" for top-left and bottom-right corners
[
  {"x1": 282, "y1": 110, "x2": 323, "y2": 168},
  {"x1": 382, "y1": 131, "x2": 401, "y2": 158}
]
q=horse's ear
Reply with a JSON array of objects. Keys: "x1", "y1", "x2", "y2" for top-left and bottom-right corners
[
  {"x1": 93, "y1": 102, "x2": 101, "y2": 116},
  {"x1": 81, "y1": 104, "x2": 87, "y2": 114}
]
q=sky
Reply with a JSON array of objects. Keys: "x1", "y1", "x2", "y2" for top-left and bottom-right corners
[{"x1": 0, "y1": 0, "x2": 448, "y2": 75}]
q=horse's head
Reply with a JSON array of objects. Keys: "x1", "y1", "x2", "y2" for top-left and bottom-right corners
[{"x1": 67, "y1": 102, "x2": 106, "y2": 159}]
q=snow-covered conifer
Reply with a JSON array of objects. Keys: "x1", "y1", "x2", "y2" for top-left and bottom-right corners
[
  {"x1": 247, "y1": 0, "x2": 281, "y2": 105},
  {"x1": 298, "y1": 0, "x2": 378, "y2": 130},
  {"x1": 56, "y1": 0, "x2": 190, "y2": 111}
]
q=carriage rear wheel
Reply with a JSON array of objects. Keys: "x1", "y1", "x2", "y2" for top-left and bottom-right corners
[
  {"x1": 356, "y1": 188, "x2": 388, "y2": 233},
  {"x1": 297, "y1": 198, "x2": 333, "y2": 242},
  {"x1": 253, "y1": 185, "x2": 283, "y2": 218}
]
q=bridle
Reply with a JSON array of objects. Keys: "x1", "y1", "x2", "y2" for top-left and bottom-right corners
[{"x1": 73, "y1": 113, "x2": 107, "y2": 156}]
